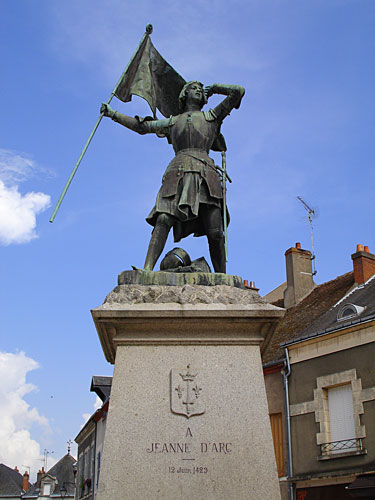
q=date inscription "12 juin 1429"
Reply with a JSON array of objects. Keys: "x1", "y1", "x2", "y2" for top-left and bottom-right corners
[{"x1": 169, "y1": 466, "x2": 208, "y2": 474}]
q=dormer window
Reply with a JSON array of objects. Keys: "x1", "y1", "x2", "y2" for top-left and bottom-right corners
[
  {"x1": 337, "y1": 303, "x2": 365, "y2": 322},
  {"x1": 40, "y1": 478, "x2": 56, "y2": 497},
  {"x1": 42, "y1": 483, "x2": 51, "y2": 496}
]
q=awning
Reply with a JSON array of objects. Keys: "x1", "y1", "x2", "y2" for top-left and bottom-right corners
[{"x1": 347, "y1": 474, "x2": 375, "y2": 498}]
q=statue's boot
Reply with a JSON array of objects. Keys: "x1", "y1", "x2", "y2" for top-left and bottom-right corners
[
  {"x1": 144, "y1": 214, "x2": 174, "y2": 271},
  {"x1": 207, "y1": 229, "x2": 226, "y2": 274}
]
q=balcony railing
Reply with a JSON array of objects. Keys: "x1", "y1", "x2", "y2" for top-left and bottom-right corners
[{"x1": 320, "y1": 438, "x2": 363, "y2": 456}]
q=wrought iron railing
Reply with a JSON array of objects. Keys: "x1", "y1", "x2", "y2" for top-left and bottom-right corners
[{"x1": 320, "y1": 438, "x2": 363, "y2": 456}]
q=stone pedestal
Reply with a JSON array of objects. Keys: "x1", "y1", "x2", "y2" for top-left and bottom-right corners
[{"x1": 92, "y1": 283, "x2": 284, "y2": 500}]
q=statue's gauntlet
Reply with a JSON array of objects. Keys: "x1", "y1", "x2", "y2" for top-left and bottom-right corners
[{"x1": 210, "y1": 84, "x2": 245, "y2": 110}]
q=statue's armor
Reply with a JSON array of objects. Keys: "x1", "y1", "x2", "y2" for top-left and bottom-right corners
[
  {"x1": 160, "y1": 110, "x2": 222, "y2": 197},
  {"x1": 143, "y1": 109, "x2": 225, "y2": 242}
]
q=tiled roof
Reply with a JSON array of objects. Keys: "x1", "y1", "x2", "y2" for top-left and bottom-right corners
[
  {"x1": 290, "y1": 273, "x2": 375, "y2": 343},
  {"x1": 0, "y1": 464, "x2": 27, "y2": 496},
  {"x1": 48, "y1": 454, "x2": 76, "y2": 497},
  {"x1": 24, "y1": 454, "x2": 76, "y2": 498},
  {"x1": 262, "y1": 271, "x2": 355, "y2": 364}
]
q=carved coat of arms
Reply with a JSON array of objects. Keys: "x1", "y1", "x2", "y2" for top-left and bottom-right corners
[{"x1": 170, "y1": 365, "x2": 205, "y2": 418}]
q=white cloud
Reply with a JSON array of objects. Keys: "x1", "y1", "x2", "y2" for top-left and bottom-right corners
[
  {"x1": 0, "y1": 149, "x2": 51, "y2": 245},
  {"x1": 0, "y1": 149, "x2": 35, "y2": 184},
  {"x1": 81, "y1": 396, "x2": 102, "y2": 426},
  {"x1": 0, "y1": 351, "x2": 50, "y2": 477}
]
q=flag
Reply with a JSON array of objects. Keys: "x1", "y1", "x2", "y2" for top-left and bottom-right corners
[{"x1": 115, "y1": 35, "x2": 186, "y2": 118}]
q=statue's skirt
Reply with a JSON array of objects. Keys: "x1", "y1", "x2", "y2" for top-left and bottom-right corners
[{"x1": 146, "y1": 149, "x2": 228, "y2": 242}]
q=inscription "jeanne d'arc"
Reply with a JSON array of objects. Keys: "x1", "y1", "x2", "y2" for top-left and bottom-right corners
[
  {"x1": 146, "y1": 442, "x2": 232, "y2": 454},
  {"x1": 146, "y1": 427, "x2": 232, "y2": 455}
]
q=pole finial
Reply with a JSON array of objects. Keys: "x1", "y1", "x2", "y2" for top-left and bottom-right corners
[{"x1": 146, "y1": 24, "x2": 153, "y2": 34}]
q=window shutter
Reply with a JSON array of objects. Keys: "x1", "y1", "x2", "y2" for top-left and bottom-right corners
[
  {"x1": 270, "y1": 413, "x2": 284, "y2": 477},
  {"x1": 328, "y1": 384, "x2": 356, "y2": 450}
]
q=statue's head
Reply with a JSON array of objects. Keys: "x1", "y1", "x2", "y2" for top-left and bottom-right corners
[{"x1": 178, "y1": 81, "x2": 207, "y2": 112}]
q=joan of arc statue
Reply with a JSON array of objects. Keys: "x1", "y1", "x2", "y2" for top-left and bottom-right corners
[{"x1": 101, "y1": 81, "x2": 244, "y2": 273}]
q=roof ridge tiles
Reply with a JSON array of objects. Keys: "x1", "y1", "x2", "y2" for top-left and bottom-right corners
[
  {"x1": 262, "y1": 270, "x2": 355, "y2": 364},
  {"x1": 334, "y1": 272, "x2": 375, "y2": 308}
]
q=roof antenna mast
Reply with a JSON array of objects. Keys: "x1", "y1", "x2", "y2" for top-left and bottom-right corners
[{"x1": 297, "y1": 196, "x2": 317, "y2": 276}]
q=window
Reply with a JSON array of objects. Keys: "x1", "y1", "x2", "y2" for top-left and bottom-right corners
[
  {"x1": 84, "y1": 448, "x2": 90, "y2": 479},
  {"x1": 270, "y1": 413, "x2": 284, "y2": 477},
  {"x1": 84, "y1": 447, "x2": 92, "y2": 493},
  {"x1": 337, "y1": 303, "x2": 365, "y2": 322},
  {"x1": 78, "y1": 454, "x2": 84, "y2": 498},
  {"x1": 42, "y1": 483, "x2": 51, "y2": 496},
  {"x1": 289, "y1": 369, "x2": 370, "y2": 460},
  {"x1": 327, "y1": 384, "x2": 356, "y2": 454}
]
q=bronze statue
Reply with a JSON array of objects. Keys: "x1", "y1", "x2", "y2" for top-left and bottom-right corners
[{"x1": 101, "y1": 81, "x2": 244, "y2": 273}]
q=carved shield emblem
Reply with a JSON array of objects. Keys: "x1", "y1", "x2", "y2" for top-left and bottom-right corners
[{"x1": 170, "y1": 365, "x2": 205, "y2": 418}]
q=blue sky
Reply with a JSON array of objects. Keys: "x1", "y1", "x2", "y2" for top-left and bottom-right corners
[{"x1": 1, "y1": 0, "x2": 374, "y2": 478}]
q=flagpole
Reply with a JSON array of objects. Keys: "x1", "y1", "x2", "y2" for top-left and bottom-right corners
[
  {"x1": 49, "y1": 24, "x2": 153, "y2": 223},
  {"x1": 221, "y1": 151, "x2": 229, "y2": 262}
]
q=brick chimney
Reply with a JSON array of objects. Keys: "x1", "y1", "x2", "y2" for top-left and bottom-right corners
[
  {"x1": 37, "y1": 467, "x2": 45, "y2": 484},
  {"x1": 23, "y1": 471, "x2": 30, "y2": 492},
  {"x1": 351, "y1": 244, "x2": 375, "y2": 284},
  {"x1": 283, "y1": 242, "x2": 315, "y2": 309}
]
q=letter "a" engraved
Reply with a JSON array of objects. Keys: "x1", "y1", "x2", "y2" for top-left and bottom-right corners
[{"x1": 186, "y1": 427, "x2": 193, "y2": 438}]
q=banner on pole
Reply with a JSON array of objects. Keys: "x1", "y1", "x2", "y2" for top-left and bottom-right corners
[{"x1": 115, "y1": 36, "x2": 186, "y2": 118}]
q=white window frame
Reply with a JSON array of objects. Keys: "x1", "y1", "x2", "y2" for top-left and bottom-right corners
[
  {"x1": 314, "y1": 369, "x2": 365, "y2": 448},
  {"x1": 42, "y1": 482, "x2": 52, "y2": 496},
  {"x1": 289, "y1": 368, "x2": 375, "y2": 460}
]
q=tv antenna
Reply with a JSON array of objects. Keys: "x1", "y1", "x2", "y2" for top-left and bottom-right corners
[
  {"x1": 297, "y1": 196, "x2": 317, "y2": 276},
  {"x1": 39, "y1": 449, "x2": 54, "y2": 470}
]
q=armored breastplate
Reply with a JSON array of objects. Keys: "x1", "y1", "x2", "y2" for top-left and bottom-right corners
[{"x1": 170, "y1": 112, "x2": 218, "y2": 153}]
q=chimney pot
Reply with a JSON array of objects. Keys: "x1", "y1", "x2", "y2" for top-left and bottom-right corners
[
  {"x1": 296, "y1": 242, "x2": 301, "y2": 249},
  {"x1": 14, "y1": 466, "x2": 19, "y2": 473},
  {"x1": 352, "y1": 245, "x2": 375, "y2": 284},
  {"x1": 248, "y1": 281, "x2": 260, "y2": 291},
  {"x1": 243, "y1": 279, "x2": 249, "y2": 288}
]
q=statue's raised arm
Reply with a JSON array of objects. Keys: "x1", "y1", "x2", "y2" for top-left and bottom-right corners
[{"x1": 205, "y1": 84, "x2": 245, "y2": 123}]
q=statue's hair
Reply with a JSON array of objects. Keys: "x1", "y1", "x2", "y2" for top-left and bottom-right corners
[{"x1": 178, "y1": 81, "x2": 207, "y2": 112}]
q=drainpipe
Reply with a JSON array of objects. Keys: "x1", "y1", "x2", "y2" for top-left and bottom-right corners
[{"x1": 283, "y1": 347, "x2": 295, "y2": 500}]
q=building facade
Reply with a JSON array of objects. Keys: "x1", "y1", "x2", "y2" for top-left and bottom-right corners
[
  {"x1": 74, "y1": 376, "x2": 111, "y2": 500},
  {"x1": 263, "y1": 243, "x2": 375, "y2": 500}
]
